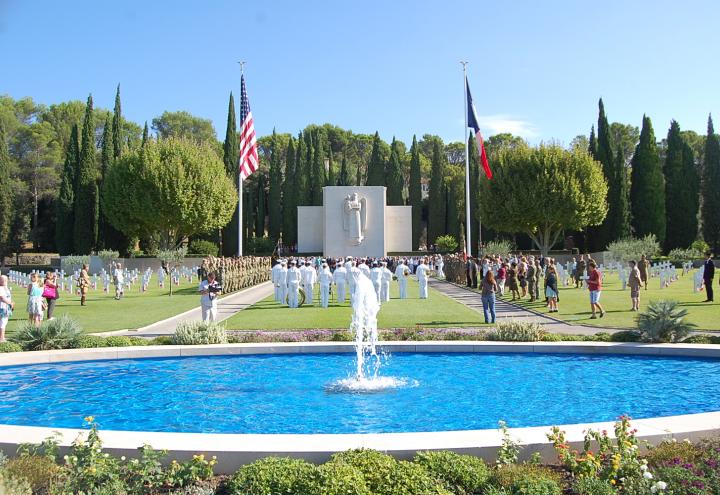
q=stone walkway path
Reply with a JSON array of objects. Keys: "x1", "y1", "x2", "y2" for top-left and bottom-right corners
[
  {"x1": 102, "y1": 281, "x2": 274, "y2": 338},
  {"x1": 428, "y1": 278, "x2": 613, "y2": 336}
]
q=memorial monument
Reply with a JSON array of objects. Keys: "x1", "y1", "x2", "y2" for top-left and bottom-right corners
[{"x1": 297, "y1": 186, "x2": 411, "y2": 258}]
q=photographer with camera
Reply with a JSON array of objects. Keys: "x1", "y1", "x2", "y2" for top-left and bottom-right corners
[{"x1": 198, "y1": 271, "x2": 222, "y2": 322}]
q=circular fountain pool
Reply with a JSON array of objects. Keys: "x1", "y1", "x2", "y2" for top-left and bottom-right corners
[{"x1": 2, "y1": 350, "x2": 720, "y2": 434}]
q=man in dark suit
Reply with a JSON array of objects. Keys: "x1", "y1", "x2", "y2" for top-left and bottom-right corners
[{"x1": 704, "y1": 252, "x2": 715, "y2": 302}]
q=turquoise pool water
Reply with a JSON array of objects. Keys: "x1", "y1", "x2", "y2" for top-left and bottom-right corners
[{"x1": 0, "y1": 352, "x2": 718, "y2": 434}]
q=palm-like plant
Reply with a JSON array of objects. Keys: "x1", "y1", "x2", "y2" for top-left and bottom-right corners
[
  {"x1": 11, "y1": 315, "x2": 83, "y2": 351},
  {"x1": 636, "y1": 300, "x2": 696, "y2": 343}
]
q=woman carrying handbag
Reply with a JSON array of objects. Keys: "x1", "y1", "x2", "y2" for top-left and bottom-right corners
[{"x1": 43, "y1": 270, "x2": 60, "y2": 320}]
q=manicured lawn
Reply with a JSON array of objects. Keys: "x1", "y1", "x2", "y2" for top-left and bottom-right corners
[
  {"x1": 224, "y1": 278, "x2": 486, "y2": 330},
  {"x1": 507, "y1": 269, "x2": 719, "y2": 331},
  {"x1": 4, "y1": 278, "x2": 201, "y2": 334}
]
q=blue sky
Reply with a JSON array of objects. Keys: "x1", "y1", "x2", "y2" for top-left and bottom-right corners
[{"x1": 1, "y1": 0, "x2": 717, "y2": 145}]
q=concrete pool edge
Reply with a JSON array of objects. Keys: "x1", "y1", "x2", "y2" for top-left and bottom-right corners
[{"x1": 2, "y1": 341, "x2": 720, "y2": 473}]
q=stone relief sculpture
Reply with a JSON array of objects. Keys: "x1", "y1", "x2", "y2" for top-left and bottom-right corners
[{"x1": 342, "y1": 192, "x2": 367, "y2": 246}]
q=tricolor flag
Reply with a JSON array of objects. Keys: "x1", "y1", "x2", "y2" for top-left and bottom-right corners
[
  {"x1": 239, "y1": 74, "x2": 258, "y2": 180},
  {"x1": 465, "y1": 77, "x2": 492, "y2": 179}
]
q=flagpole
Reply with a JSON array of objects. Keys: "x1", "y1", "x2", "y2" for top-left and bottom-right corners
[
  {"x1": 461, "y1": 61, "x2": 472, "y2": 258},
  {"x1": 237, "y1": 61, "x2": 246, "y2": 257}
]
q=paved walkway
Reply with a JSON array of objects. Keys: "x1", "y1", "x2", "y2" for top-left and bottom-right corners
[
  {"x1": 102, "y1": 281, "x2": 274, "y2": 338},
  {"x1": 428, "y1": 278, "x2": 611, "y2": 336}
]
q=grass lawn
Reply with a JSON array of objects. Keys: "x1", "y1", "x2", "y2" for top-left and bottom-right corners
[
  {"x1": 224, "y1": 278, "x2": 486, "y2": 330},
  {"x1": 4, "y1": 278, "x2": 202, "y2": 335},
  {"x1": 507, "y1": 269, "x2": 719, "y2": 331}
]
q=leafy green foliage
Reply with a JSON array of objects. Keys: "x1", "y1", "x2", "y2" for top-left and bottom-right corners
[
  {"x1": 11, "y1": 315, "x2": 82, "y2": 351},
  {"x1": 573, "y1": 477, "x2": 615, "y2": 495},
  {"x1": 151, "y1": 111, "x2": 216, "y2": 143},
  {"x1": 73, "y1": 94, "x2": 99, "y2": 254},
  {"x1": 327, "y1": 449, "x2": 397, "y2": 494},
  {"x1": 435, "y1": 235, "x2": 458, "y2": 253},
  {"x1": 479, "y1": 144, "x2": 608, "y2": 254},
  {"x1": 0, "y1": 342, "x2": 22, "y2": 353},
  {"x1": 3, "y1": 455, "x2": 59, "y2": 493},
  {"x1": 496, "y1": 421, "x2": 523, "y2": 466},
  {"x1": 630, "y1": 115, "x2": 666, "y2": 244},
  {"x1": 664, "y1": 120, "x2": 700, "y2": 251},
  {"x1": 226, "y1": 457, "x2": 317, "y2": 495},
  {"x1": 0, "y1": 470, "x2": 31, "y2": 495},
  {"x1": 409, "y1": 136, "x2": 422, "y2": 250},
  {"x1": 0, "y1": 122, "x2": 15, "y2": 259},
  {"x1": 606, "y1": 234, "x2": 661, "y2": 262},
  {"x1": 637, "y1": 300, "x2": 696, "y2": 343},
  {"x1": 414, "y1": 451, "x2": 489, "y2": 495},
  {"x1": 188, "y1": 240, "x2": 219, "y2": 257},
  {"x1": 386, "y1": 138, "x2": 404, "y2": 206},
  {"x1": 702, "y1": 116, "x2": 720, "y2": 252},
  {"x1": 281, "y1": 137, "x2": 297, "y2": 247},
  {"x1": 481, "y1": 240, "x2": 515, "y2": 256},
  {"x1": 173, "y1": 321, "x2": 228, "y2": 345},
  {"x1": 365, "y1": 131, "x2": 385, "y2": 187},
  {"x1": 268, "y1": 130, "x2": 283, "y2": 241},
  {"x1": 427, "y1": 140, "x2": 446, "y2": 246},
  {"x1": 490, "y1": 321, "x2": 545, "y2": 342},
  {"x1": 102, "y1": 137, "x2": 236, "y2": 249},
  {"x1": 491, "y1": 464, "x2": 561, "y2": 494}
]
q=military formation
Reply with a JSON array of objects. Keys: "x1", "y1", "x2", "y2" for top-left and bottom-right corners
[{"x1": 200, "y1": 256, "x2": 271, "y2": 293}]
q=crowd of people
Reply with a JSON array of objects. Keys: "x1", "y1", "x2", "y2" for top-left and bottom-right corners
[{"x1": 259, "y1": 255, "x2": 445, "y2": 313}]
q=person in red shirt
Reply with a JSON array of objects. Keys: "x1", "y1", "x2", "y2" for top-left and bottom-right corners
[{"x1": 587, "y1": 260, "x2": 605, "y2": 319}]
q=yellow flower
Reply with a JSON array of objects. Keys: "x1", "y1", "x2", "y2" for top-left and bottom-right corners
[
  {"x1": 84, "y1": 416, "x2": 94, "y2": 423},
  {"x1": 611, "y1": 479, "x2": 616, "y2": 485}
]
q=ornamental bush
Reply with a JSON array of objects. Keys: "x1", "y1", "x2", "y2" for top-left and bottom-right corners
[
  {"x1": 226, "y1": 457, "x2": 317, "y2": 495},
  {"x1": 573, "y1": 477, "x2": 615, "y2": 495},
  {"x1": 489, "y1": 321, "x2": 545, "y2": 342},
  {"x1": 0, "y1": 471, "x2": 31, "y2": 495},
  {"x1": 173, "y1": 321, "x2": 228, "y2": 345},
  {"x1": 11, "y1": 316, "x2": 82, "y2": 351},
  {"x1": 311, "y1": 462, "x2": 371, "y2": 495},
  {"x1": 188, "y1": 240, "x2": 219, "y2": 257},
  {"x1": 3, "y1": 455, "x2": 59, "y2": 493},
  {"x1": 414, "y1": 450, "x2": 490, "y2": 495},
  {"x1": 326, "y1": 449, "x2": 397, "y2": 494},
  {"x1": 69, "y1": 335, "x2": 109, "y2": 348},
  {"x1": 103, "y1": 336, "x2": 151, "y2": 347},
  {"x1": 0, "y1": 342, "x2": 22, "y2": 353},
  {"x1": 435, "y1": 235, "x2": 458, "y2": 253},
  {"x1": 491, "y1": 464, "x2": 561, "y2": 494},
  {"x1": 637, "y1": 300, "x2": 696, "y2": 343},
  {"x1": 481, "y1": 240, "x2": 515, "y2": 257},
  {"x1": 607, "y1": 234, "x2": 661, "y2": 263}
]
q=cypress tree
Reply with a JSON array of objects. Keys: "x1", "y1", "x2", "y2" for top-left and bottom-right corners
[
  {"x1": 267, "y1": 129, "x2": 283, "y2": 241},
  {"x1": 665, "y1": 120, "x2": 700, "y2": 250},
  {"x1": 255, "y1": 174, "x2": 266, "y2": 238},
  {"x1": 0, "y1": 122, "x2": 14, "y2": 256},
  {"x1": 446, "y1": 183, "x2": 460, "y2": 244},
  {"x1": 614, "y1": 148, "x2": 632, "y2": 238},
  {"x1": 427, "y1": 140, "x2": 446, "y2": 246},
  {"x1": 594, "y1": 99, "x2": 619, "y2": 249},
  {"x1": 112, "y1": 85, "x2": 122, "y2": 159},
  {"x1": 295, "y1": 132, "x2": 309, "y2": 206},
  {"x1": 408, "y1": 135, "x2": 422, "y2": 250},
  {"x1": 96, "y1": 116, "x2": 113, "y2": 250},
  {"x1": 702, "y1": 115, "x2": 720, "y2": 252},
  {"x1": 221, "y1": 93, "x2": 239, "y2": 256},
  {"x1": 243, "y1": 180, "x2": 254, "y2": 246},
  {"x1": 56, "y1": 125, "x2": 79, "y2": 255},
  {"x1": 355, "y1": 160, "x2": 363, "y2": 186},
  {"x1": 326, "y1": 151, "x2": 335, "y2": 187},
  {"x1": 311, "y1": 132, "x2": 325, "y2": 205},
  {"x1": 588, "y1": 125, "x2": 597, "y2": 157},
  {"x1": 365, "y1": 132, "x2": 384, "y2": 186},
  {"x1": 73, "y1": 95, "x2": 99, "y2": 254},
  {"x1": 141, "y1": 122, "x2": 149, "y2": 147},
  {"x1": 630, "y1": 115, "x2": 666, "y2": 243},
  {"x1": 386, "y1": 138, "x2": 404, "y2": 205},
  {"x1": 281, "y1": 137, "x2": 297, "y2": 247},
  {"x1": 338, "y1": 152, "x2": 350, "y2": 186},
  {"x1": 468, "y1": 135, "x2": 480, "y2": 256}
]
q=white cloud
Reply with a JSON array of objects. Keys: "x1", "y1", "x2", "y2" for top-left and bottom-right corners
[{"x1": 477, "y1": 114, "x2": 539, "y2": 139}]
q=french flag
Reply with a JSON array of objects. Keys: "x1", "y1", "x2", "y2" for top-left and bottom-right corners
[{"x1": 466, "y1": 77, "x2": 492, "y2": 179}]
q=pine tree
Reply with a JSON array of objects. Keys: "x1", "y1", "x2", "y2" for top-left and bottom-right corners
[
  {"x1": 56, "y1": 125, "x2": 79, "y2": 255},
  {"x1": 96, "y1": 116, "x2": 113, "y2": 250},
  {"x1": 365, "y1": 132, "x2": 384, "y2": 186},
  {"x1": 73, "y1": 95, "x2": 99, "y2": 254},
  {"x1": 702, "y1": 115, "x2": 720, "y2": 252},
  {"x1": 468, "y1": 135, "x2": 480, "y2": 256},
  {"x1": 427, "y1": 140, "x2": 446, "y2": 246},
  {"x1": 112, "y1": 85, "x2": 122, "y2": 159},
  {"x1": 338, "y1": 152, "x2": 350, "y2": 186},
  {"x1": 267, "y1": 129, "x2": 283, "y2": 241},
  {"x1": 141, "y1": 122, "x2": 149, "y2": 147},
  {"x1": 386, "y1": 138, "x2": 404, "y2": 205},
  {"x1": 281, "y1": 137, "x2": 297, "y2": 247},
  {"x1": 408, "y1": 136, "x2": 422, "y2": 250},
  {"x1": 255, "y1": 174, "x2": 266, "y2": 238},
  {"x1": 664, "y1": 120, "x2": 700, "y2": 250},
  {"x1": 221, "y1": 93, "x2": 239, "y2": 256},
  {"x1": 630, "y1": 115, "x2": 666, "y2": 243},
  {"x1": 0, "y1": 122, "x2": 14, "y2": 257}
]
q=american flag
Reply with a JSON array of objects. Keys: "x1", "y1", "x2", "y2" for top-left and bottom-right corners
[{"x1": 239, "y1": 74, "x2": 258, "y2": 180}]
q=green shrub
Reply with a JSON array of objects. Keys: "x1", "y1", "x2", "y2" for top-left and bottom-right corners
[
  {"x1": 312, "y1": 462, "x2": 371, "y2": 495},
  {"x1": 573, "y1": 477, "x2": 615, "y2": 495},
  {"x1": 69, "y1": 335, "x2": 109, "y2": 348},
  {"x1": 188, "y1": 240, "x2": 219, "y2": 257},
  {"x1": 668, "y1": 247, "x2": 704, "y2": 263},
  {"x1": 169, "y1": 486, "x2": 216, "y2": 495},
  {"x1": 435, "y1": 235, "x2": 458, "y2": 253},
  {"x1": 540, "y1": 333, "x2": 563, "y2": 342},
  {"x1": 0, "y1": 342, "x2": 23, "y2": 353},
  {"x1": 11, "y1": 316, "x2": 82, "y2": 351},
  {"x1": 510, "y1": 474, "x2": 561, "y2": 495},
  {"x1": 226, "y1": 457, "x2": 317, "y2": 495},
  {"x1": 331, "y1": 331, "x2": 353, "y2": 342},
  {"x1": 491, "y1": 465, "x2": 560, "y2": 492},
  {"x1": 3, "y1": 455, "x2": 59, "y2": 493},
  {"x1": 327, "y1": 449, "x2": 397, "y2": 494},
  {"x1": 607, "y1": 234, "x2": 661, "y2": 262},
  {"x1": 609, "y1": 330, "x2": 642, "y2": 342},
  {"x1": 173, "y1": 321, "x2": 228, "y2": 345},
  {"x1": 246, "y1": 236, "x2": 274, "y2": 255},
  {"x1": 481, "y1": 240, "x2": 515, "y2": 257},
  {"x1": 102, "y1": 336, "x2": 150, "y2": 347},
  {"x1": 588, "y1": 332, "x2": 612, "y2": 342},
  {"x1": 414, "y1": 451, "x2": 490, "y2": 495},
  {"x1": 152, "y1": 336, "x2": 174, "y2": 345},
  {"x1": 637, "y1": 300, "x2": 696, "y2": 343},
  {"x1": 490, "y1": 321, "x2": 545, "y2": 342},
  {"x1": 645, "y1": 439, "x2": 701, "y2": 467},
  {"x1": 385, "y1": 461, "x2": 452, "y2": 495},
  {"x1": 482, "y1": 487, "x2": 511, "y2": 495},
  {"x1": 681, "y1": 334, "x2": 720, "y2": 344},
  {"x1": 0, "y1": 471, "x2": 32, "y2": 495}
]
